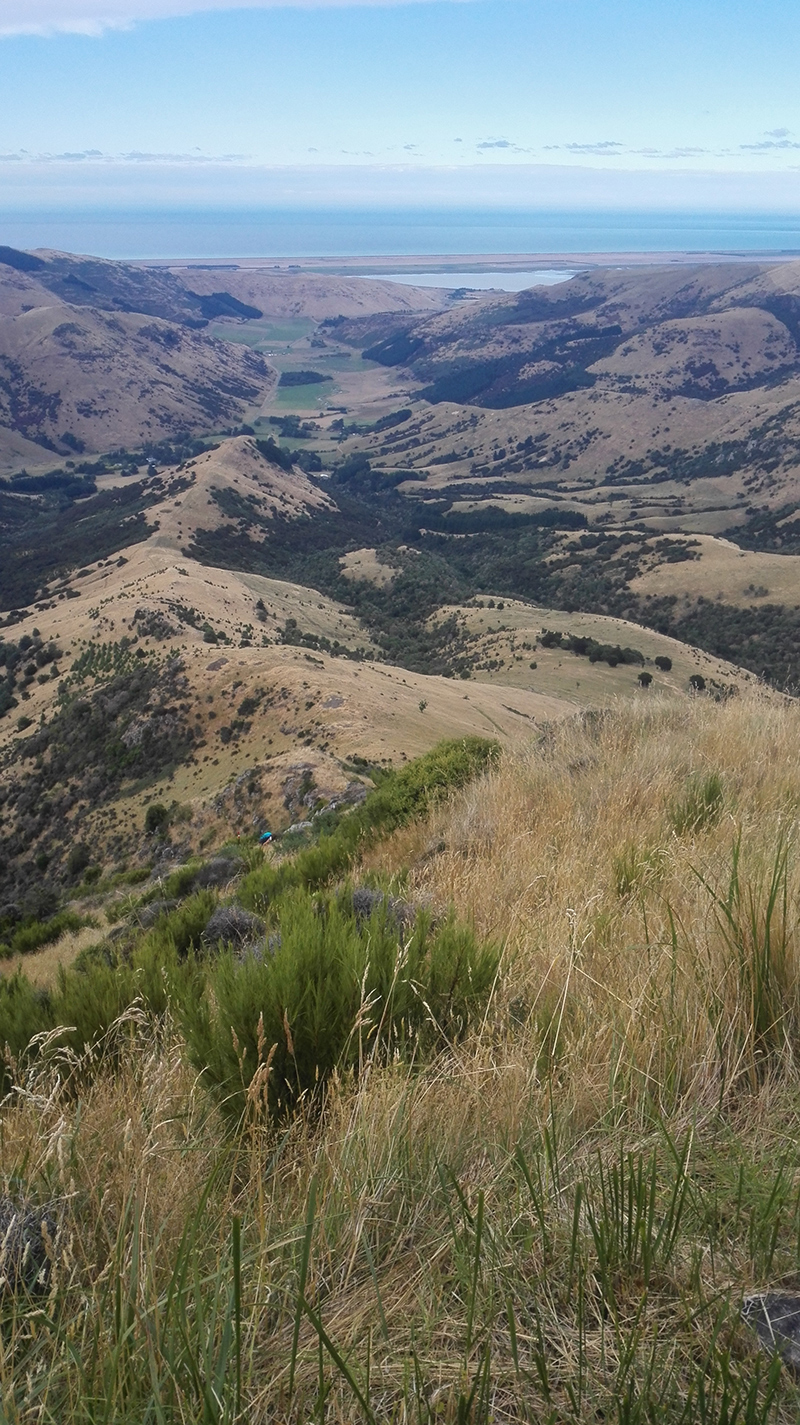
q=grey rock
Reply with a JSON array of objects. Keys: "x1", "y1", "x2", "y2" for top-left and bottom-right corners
[
  {"x1": 238, "y1": 932, "x2": 281, "y2": 964},
  {"x1": 342, "y1": 780, "x2": 368, "y2": 806},
  {"x1": 284, "y1": 821, "x2": 313, "y2": 836},
  {"x1": 351, "y1": 886, "x2": 415, "y2": 930},
  {"x1": 194, "y1": 856, "x2": 244, "y2": 889},
  {"x1": 324, "y1": 781, "x2": 368, "y2": 815},
  {"x1": 136, "y1": 898, "x2": 178, "y2": 928},
  {"x1": 203, "y1": 905, "x2": 265, "y2": 949},
  {"x1": 149, "y1": 848, "x2": 182, "y2": 874},
  {"x1": 743, "y1": 1293, "x2": 800, "y2": 1372},
  {"x1": 0, "y1": 1197, "x2": 59, "y2": 1293}
]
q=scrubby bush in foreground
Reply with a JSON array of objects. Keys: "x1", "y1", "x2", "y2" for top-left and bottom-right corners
[{"x1": 183, "y1": 888, "x2": 499, "y2": 1121}]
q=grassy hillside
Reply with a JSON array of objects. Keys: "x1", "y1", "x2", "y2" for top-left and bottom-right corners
[
  {"x1": 6, "y1": 253, "x2": 800, "y2": 698},
  {"x1": 0, "y1": 250, "x2": 442, "y2": 470},
  {"x1": 4, "y1": 697, "x2": 800, "y2": 1420}
]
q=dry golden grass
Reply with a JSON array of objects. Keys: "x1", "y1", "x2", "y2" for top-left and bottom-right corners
[
  {"x1": 372, "y1": 691, "x2": 800, "y2": 1112},
  {"x1": 0, "y1": 924, "x2": 99, "y2": 988},
  {"x1": 5, "y1": 692, "x2": 800, "y2": 1421}
]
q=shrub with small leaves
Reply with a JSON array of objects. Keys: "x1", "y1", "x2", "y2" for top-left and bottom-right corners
[
  {"x1": 144, "y1": 803, "x2": 170, "y2": 837},
  {"x1": 183, "y1": 886, "x2": 500, "y2": 1122}
]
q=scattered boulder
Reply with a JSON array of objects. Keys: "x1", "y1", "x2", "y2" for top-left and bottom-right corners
[
  {"x1": 743, "y1": 1293, "x2": 800, "y2": 1373},
  {"x1": 193, "y1": 856, "x2": 244, "y2": 889},
  {"x1": 0, "y1": 1197, "x2": 59, "y2": 1293},
  {"x1": 284, "y1": 821, "x2": 313, "y2": 837},
  {"x1": 149, "y1": 846, "x2": 183, "y2": 874},
  {"x1": 282, "y1": 763, "x2": 316, "y2": 813},
  {"x1": 203, "y1": 904, "x2": 265, "y2": 949}
]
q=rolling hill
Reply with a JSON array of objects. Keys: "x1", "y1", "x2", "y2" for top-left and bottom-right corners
[
  {"x1": 2, "y1": 247, "x2": 800, "y2": 934},
  {"x1": 0, "y1": 246, "x2": 444, "y2": 470}
]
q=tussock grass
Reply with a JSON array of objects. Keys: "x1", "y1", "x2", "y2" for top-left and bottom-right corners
[
  {"x1": 0, "y1": 923, "x2": 100, "y2": 988},
  {"x1": 381, "y1": 692, "x2": 800, "y2": 1115},
  {"x1": 4, "y1": 695, "x2": 800, "y2": 1420}
]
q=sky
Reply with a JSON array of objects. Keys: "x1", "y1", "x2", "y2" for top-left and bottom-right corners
[{"x1": 2, "y1": 0, "x2": 800, "y2": 210}]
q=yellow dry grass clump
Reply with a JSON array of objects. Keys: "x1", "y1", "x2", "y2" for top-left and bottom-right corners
[
  {"x1": 5, "y1": 692, "x2": 800, "y2": 1422},
  {"x1": 382, "y1": 689, "x2": 800, "y2": 1114}
]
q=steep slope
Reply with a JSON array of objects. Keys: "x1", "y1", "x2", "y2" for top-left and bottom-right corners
[
  {"x1": 321, "y1": 260, "x2": 800, "y2": 544},
  {"x1": 0, "y1": 304, "x2": 272, "y2": 456},
  {"x1": 142, "y1": 435, "x2": 336, "y2": 552}
]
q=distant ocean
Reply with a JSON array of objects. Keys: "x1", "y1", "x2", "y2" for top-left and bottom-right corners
[{"x1": 4, "y1": 207, "x2": 800, "y2": 263}]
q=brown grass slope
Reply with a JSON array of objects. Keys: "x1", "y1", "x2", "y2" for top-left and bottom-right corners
[
  {"x1": 5, "y1": 695, "x2": 800, "y2": 1419},
  {"x1": 170, "y1": 263, "x2": 448, "y2": 320},
  {"x1": 331, "y1": 260, "x2": 800, "y2": 530},
  {"x1": 0, "y1": 303, "x2": 273, "y2": 456},
  {"x1": 0, "y1": 247, "x2": 448, "y2": 470},
  {"x1": 143, "y1": 433, "x2": 336, "y2": 550}
]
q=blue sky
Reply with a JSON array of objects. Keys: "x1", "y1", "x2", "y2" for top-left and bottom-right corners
[{"x1": 2, "y1": 0, "x2": 800, "y2": 208}]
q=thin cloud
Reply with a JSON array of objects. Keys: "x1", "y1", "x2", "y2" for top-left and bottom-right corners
[
  {"x1": 740, "y1": 138, "x2": 800, "y2": 151},
  {"x1": 630, "y1": 146, "x2": 709, "y2": 158},
  {"x1": 476, "y1": 137, "x2": 531, "y2": 154},
  {"x1": 544, "y1": 140, "x2": 624, "y2": 154},
  {"x1": 0, "y1": 0, "x2": 471, "y2": 36},
  {"x1": 0, "y1": 146, "x2": 249, "y2": 161}
]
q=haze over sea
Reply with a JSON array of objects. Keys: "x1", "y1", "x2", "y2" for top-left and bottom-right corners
[{"x1": 5, "y1": 207, "x2": 800, "y2": 264}]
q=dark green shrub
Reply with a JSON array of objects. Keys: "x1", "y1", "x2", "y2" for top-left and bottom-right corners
[
  {"x1": 144, "y1": 803, "x2": 170, "y2": 836},
  {"x1": 50, "y1": 957, "x2": 139, "y2": 1052},
  {"x1": 638, "y1": 671, "x2": 653, "y2": 688},
  {"x1": 153, "y1": 891, "x2": 217, "y2": 958},
  {"x1": 10, "y1": 909, "x2": 90, "y2": 956},
  {"x1": 116, "y1": 866, "x2": 151, "y2": 887},
  {"x1": 689, "y1": 674, "x2": 706, "y2": 692},
  {"x1": 655, "y1": 655, "x2": 672, "y2": 672},
  {"x1": 47, "y1": 911, "x2": 205, "y2": 1056},
  {"x1": 183, "y1": 887, "x2": 499, "y2": 1122},
  {"x1": 0, "y1": 972, "x2": 52, "y2": 1092},
  {"x1": 162, "y1": 862, "x2": 203, "y2": 900},
  {"x1": 0, "y1": 899, "x2": 210, "y2": 1080},
  {"x1": 67, "y1": 843, "x2": 91, "y2": 877}
]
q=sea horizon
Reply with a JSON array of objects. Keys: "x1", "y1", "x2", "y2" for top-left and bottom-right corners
[{"x1": 4, "y1": 206, "x2": 800, "y2": 263}]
